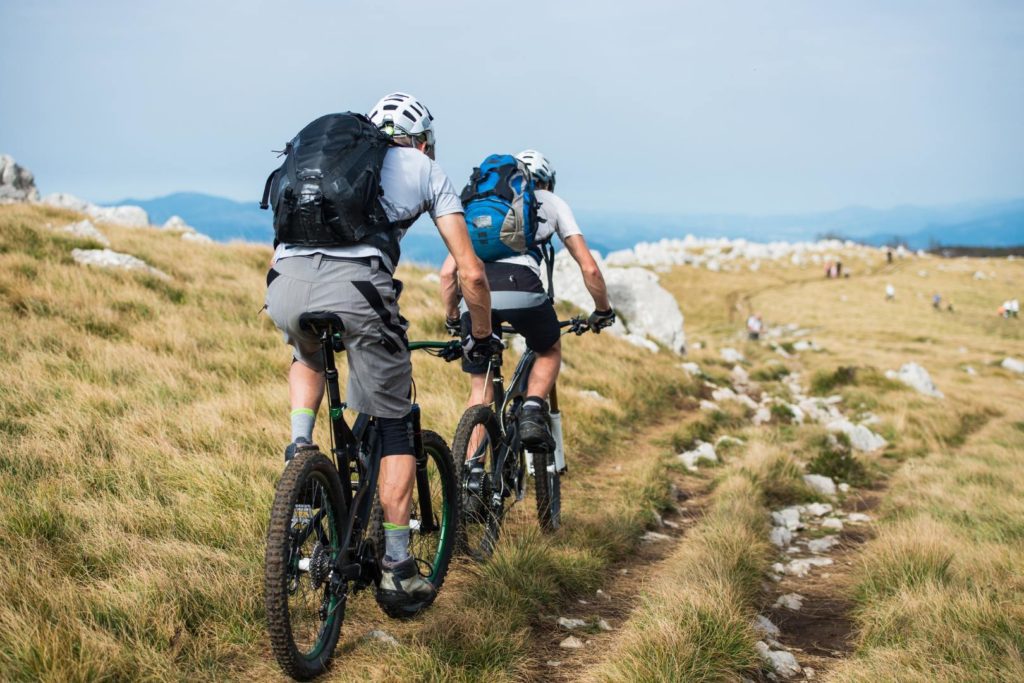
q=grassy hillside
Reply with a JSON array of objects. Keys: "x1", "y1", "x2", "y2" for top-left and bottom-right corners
[
  {"x1": 2, "y1": 202, "x2": 1021, "y2": 681},
  {"x1": 0, "y1": 204, "x2": 692, "y2": 681}
]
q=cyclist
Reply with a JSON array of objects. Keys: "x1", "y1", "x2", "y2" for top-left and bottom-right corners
[
  {"x1": 440, "y1": 149, "x2": 615, "y2": 452},
  {"x1": 265, "y1": 92, "x2": 495, "y2": 612}
]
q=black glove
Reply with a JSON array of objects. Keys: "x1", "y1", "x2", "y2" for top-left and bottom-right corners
[
  {"x1": 588, "y1": 308, "x2": 616, "y2": 332},
  {"x1": 444, "y1": 316, "x2": 462, "y2": 337},
  {"x1": 462, "y1": 332, "x2": 502, "y2": 363}
]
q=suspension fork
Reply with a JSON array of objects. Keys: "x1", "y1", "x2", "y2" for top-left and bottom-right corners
[{"x1": 410, "y1": 404, "x2": 439, "y2": 533}]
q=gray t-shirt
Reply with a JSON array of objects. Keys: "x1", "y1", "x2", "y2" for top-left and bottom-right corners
[{"x1": 272, "y1": 146, "x2": 463, "y2": 270}]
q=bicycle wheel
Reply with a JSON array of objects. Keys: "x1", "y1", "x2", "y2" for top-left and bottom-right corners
[
  {"x1": 451, "y1": 404, "x2": 505, "y2": 560},
  {"x1": 532, "y1": 447, "x2": 561, "y2": 532},
  {"x1": 368, "y1": 430, "x2": 460, "y2": 619},
  {"x1": 265, "y1": 450, "x2": 347, "y2": 681}
]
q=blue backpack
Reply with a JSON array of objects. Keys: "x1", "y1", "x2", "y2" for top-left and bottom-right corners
[{"x1": 460, "y1": 154, "x2": 540, "y2": 262}]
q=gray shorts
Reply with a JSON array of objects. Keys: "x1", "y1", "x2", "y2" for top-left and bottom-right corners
[{"x1": 266, "y1": 254, "x2": 411, "y2": 419}]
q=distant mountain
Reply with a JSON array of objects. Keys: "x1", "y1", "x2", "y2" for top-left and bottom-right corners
[
  {"x1": 110, "y1": 192, "x2": 273, "y2": 243},
  {"x1": 111, "y1": 192, "x2": 1024, "y2": 261}
]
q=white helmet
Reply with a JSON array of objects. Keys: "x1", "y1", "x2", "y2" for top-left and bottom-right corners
[
  {"x1": 515, "y1": 149, "x2": 556, "y2": 189},
  {"x1": 368, "y1": 92, "x2": 435, "y2": 153}
]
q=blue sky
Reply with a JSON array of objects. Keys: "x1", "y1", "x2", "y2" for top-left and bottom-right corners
[{"x1": 1, "y1": 0, "x2": 1021, "y2": 214}]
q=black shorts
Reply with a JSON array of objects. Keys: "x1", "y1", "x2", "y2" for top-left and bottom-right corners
[{"x1": 460, "y1": 262, "x2": 560, "y2": 374}]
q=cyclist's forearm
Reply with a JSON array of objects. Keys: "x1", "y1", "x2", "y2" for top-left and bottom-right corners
[
  {"x1": 460, "y1": 271, "x2": 492, "y2": 337},
  {"x1": 439, "y1": 255, "x2": 460, "y2": 320},
  {"x1": 582, "y1": 268, "x2": 611, "y2": 311},
  {"x1": 564, "y1": 234, "x2": 611, "y2": 310}
]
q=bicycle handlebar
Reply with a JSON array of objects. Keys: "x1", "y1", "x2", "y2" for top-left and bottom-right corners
[
  {"x1": 408, "y1": 339, "x2": 463, "y2": 362},
  {"x1": 498, "y1": 316, "x2": 592, "y2": 338}
]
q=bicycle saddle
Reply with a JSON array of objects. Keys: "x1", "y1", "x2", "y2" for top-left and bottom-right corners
[{"x1": 298, "y1": 312, "x2": 345, "y2": 335}]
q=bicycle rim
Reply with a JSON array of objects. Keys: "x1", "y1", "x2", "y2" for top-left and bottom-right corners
[{"x1": 265, "y1": 451, "x2": 347, "y2": 680}]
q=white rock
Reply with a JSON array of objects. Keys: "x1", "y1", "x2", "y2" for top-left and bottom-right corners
[
  {"x1": 88, "y1": 204, "x2": 150, "y2": 228},
  {"x1": 181, "y1": 230, "x2": 213, "y2": 244},
  {"x1": 838, "y1": 483, "x2": 851, "y2": 493},
  {"x1": 557, "y1": 617, "x2": 588, "y2": 630},
  {"x1": 552, "y1": 249, "x2": 686, "y2": 352},
  {"x1": 1002, "y1": 358, "x2": 1024, "y2": 374},
  {"x1": 559, "y1": 635, "x2": 584, "y2": 649},
  {"x1": 886, "y1": 362, "x2": 944, "y2": 398},
  {"x1": 365, "y1": 630, "x2": 398, "y2": 645},
  {"x1": 964, "y1": 366, "x2": 977, "y2": 376},
  {"x1": 773, "y1": 593, "x2": 804, "y2": 610},
  {"x1": 699, "y1": 399, "x2": 720, "y2": 411},
  {"x1": 578, "y1": 389, "x2": 610, "y2": 402},
  {"x1": 804, "y1": 502, "x2": 833, "y2": 517},
  {"x1": 753, "y1": 406, "x2": 772, "y2": 425},
  {"x1": 769, "y1": 526, "x2": 792, "y2": 548},
  {"x1": 846, "y1": 512, "x2": 871, "y2": 523},
  {"x1": 423, "y1": 272, "x2": 440, "y2": 283},
  {"x1": 784, "y1": 558, "x2": 833, "y2": 577},
  {"x1": 720, "y1": 347, "x2": 745, "y2": 363},
  {"x1": 771, "y1": 507, "x2": 803, "y2": 530},
  {"x1": 677, "y1": 441, "x2": 718, "y2": 471},
  {"x1": 807, "y1": 535, "x2": 840, "y2": 554},
  {"x1": 793, "y1": 340, "x2": 813, "y2": 352},
  {"x1": 597, "y1": 618, "x2": 613, "y2": 632},
  {"x1": 715, "y1": 435, "x2": 745, "y2": 448},
  {"x1": 641, "y1": 531, "x2": 672, "y2": 543},
  {"x1": 711, "y1": 387, "x2": 737, "y2": 402},
  {"x1": 731, "y1": 364, "x2": 750, "y2": 386},
  {"x1": 803, "y1": 474, "x2": 837, "y2": 497},
  {"x1": 40, "y1": 192, "x2": 150, "y2": 227},
  {"x1": 680, "y1": 361, "x2": 701, "y2": 376},
  {"x1": 821, "y1": 517, "x2": 844, "y2": 531},
  {"x1": 826, "y1": 418, "x2": 887, "y2": 452},
  {"x1": 546, "y1": 660, "x2": 562, "y2": 667},
  {"x1": 71, "y1": 248, "x2": 170, "y2": 280},
  {"x1": 753, "y1": 614, "x2": 781, "y2": 637},
  {"x1": 60, "y1": 219, "x2": 110, "y2": 247},
  {"x1": 161, "y1": 215, "x2": 195, "y2": 232},
  {"x1": 755, "y1": 642, "x2": 802, "y2": 679},
  {"x1": 41, "y1": 192, "x2": 92, "y2": 212},
  {"x1": 0, "y1": 154, "x2": 40, "y2": 203}
]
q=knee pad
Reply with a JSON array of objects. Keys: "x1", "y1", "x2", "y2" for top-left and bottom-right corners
[{"x1": 379, "y1": 413, "x2": 414, "y2": 456}]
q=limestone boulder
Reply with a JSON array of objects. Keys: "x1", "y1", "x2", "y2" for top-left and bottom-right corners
[
  {"x1": 0, "y1": 154, "x2": 40, "y2": 203},
  {"x1": 552, "y1": 249, "x2": 685, "y2": 353},
  {"x1": 886, "y1": 362, "x2": 943, "y2": 398}
]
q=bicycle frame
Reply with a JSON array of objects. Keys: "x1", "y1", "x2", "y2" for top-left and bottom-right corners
[{"x1": 309, "y1": 328, "x2": 456, "y2": 585}]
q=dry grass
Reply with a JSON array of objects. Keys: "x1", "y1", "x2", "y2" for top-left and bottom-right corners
[{"x1": 0, "y1": 204, "x2": 697, "y2": 681}]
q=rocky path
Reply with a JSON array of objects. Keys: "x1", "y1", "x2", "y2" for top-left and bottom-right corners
[{"x1": 520, "y1": 417, "x2": 712, "y2": 679}]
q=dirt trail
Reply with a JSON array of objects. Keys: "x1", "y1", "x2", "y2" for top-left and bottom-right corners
[
  {"x1": 517, "y1": 417, "x2": 712, "y2": 681},
  {"x1": 761, "y1": 489, "x2": 883, "y2": 679}
]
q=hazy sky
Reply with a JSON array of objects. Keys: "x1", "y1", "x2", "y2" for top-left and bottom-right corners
[{"x1": 1, "y1": 0, "x2": 1021, "y2": 214}]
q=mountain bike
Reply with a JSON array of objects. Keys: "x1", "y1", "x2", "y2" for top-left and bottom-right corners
[
  {"x1": 264, "y1": 312, "x2": 462, "y2": 681},
  {"x1": 452, "y1": 316, "x2": 591, "y2": 560}
]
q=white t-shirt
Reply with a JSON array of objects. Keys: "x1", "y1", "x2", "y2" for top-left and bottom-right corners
[
  {"x1": 272, "y1": 146, "x2": 463, "y2": 270},
  {"x1": 498, "y1": 189, "x2": 584, "y2": 276}
]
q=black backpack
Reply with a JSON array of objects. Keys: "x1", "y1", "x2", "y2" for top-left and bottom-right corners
[{"x1": 260, "y1": 113, "x2": 394, "y2": 251}]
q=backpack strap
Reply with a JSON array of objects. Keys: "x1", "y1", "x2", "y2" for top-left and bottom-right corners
[
  {"x1": 539, "y1": 238, "x2": 556, "y2": 302},
  {"x1": 259, "y1": 169, "x2": 278, "y2": 210}
]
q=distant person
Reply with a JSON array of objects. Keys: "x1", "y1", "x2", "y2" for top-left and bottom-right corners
[
  {"x1": 932, "y1": 293, "x2": 942, "y2": 310},
  {"x1": 1010, "y1": 299, "x2": 1020, "y2": 318},
  {"x1": 835, "y1": 260, "x2": 843, "y2": 278},
  {"x1": 746, "y1": 313, "x2": 764, "y2": 340},
  {"x1": 886, "y1": 248, "x2": 893, "y2": 264},
  {"x1": 885, "y1": 283, "x2": 895, "y2": 301},
  {"x1": 946, "y1": 300, "x2": 955, "y2": 313}
]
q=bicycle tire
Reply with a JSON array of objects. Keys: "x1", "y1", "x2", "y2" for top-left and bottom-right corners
[
  {"x1": 265, "y1": 450, "x2": 347, "y2": 681},
  {"x1": 368, "y1": 430, "x2": 460, "y2": 619},
  {"x1": 451, "y1": 404, "x2": 505, "y2": 560},
  {"x1": 532, "y1": 447, "x2": 561, "y2": 532}
]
